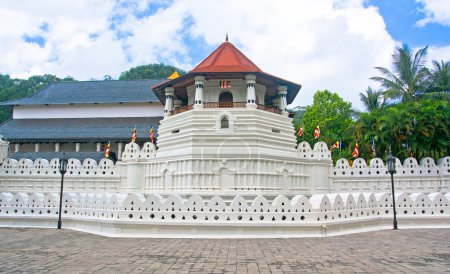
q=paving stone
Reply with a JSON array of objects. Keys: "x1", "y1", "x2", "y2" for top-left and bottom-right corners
[{"x1": 0, "y1": 228, "x2": 449, "y2": 273}]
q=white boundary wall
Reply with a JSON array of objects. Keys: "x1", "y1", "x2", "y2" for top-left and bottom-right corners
[
  {"x1": 1, "y1": 191, "x2": 449, "y2": 238},
  {"x1": 1, "y1": 141, "x2": 449, "y2": 237},
  {"x1": 0, "y1": 142, "x2": 448, "y2": 195}
]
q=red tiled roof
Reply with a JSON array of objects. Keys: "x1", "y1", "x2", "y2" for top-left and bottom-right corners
[{"x1": 190, "y1": 42, "x2": 262, "y2": 73}]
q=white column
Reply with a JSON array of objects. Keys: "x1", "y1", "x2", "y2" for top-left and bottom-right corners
[
  {"x1": 173, "y1": 99, "x2": 182, "y2": 109},
  {"x1": 245, "y1": 74, "x2": 257, "y2": 109},
  {"x1": 14, "y1": 143, "x2": 20, "y2": 153},
  {"x1": 96, "y1": 142, "x2": 101, "y2": 152},
  {"x1": 118, "y1": 142, "x2": 123, "y2": 160},
  {"x1": 75, "y1": 143, "x2": 80, "y2": 152},
  {"x1": 164, "y1": 87, "x2": 174, "y2": 118},
  {"x1": 278, "y1": 86, "x2": 288, "y2": 116},
  {"x1": 34, "y1": 143, "x2": 40, "y2": 152},
  {"x1": 55, "y1": 143, "x2": 60, "y2": 152},
  {"x1": 194, "y1": 76, "x2": 205, "y2": 109}
]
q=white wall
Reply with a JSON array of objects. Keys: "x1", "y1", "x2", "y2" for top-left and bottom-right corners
[{"x1": 13, "y1": 103, "x2": 164, "y2": 119}]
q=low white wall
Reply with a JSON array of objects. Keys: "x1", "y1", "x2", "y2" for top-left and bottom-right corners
[
  {"x1": 1, "y1": 192, "x2": 448, "y2": 238},
  {"x1": 0, "y1": 158, "x2": 120, "y2": 193},
  {"x1": 1, "y1": 142, "x2": 449, "y2": 194}
]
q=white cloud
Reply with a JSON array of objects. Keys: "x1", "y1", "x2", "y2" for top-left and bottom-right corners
[
  {"x1": 416, "y1": 0, "x2": 450, "y2": 27},
  {"x1": 0, "y1": 0, "x2": 448, "y2": 110},
  {"x1": 173, "y1": 0, "x2": 397, "y2": 110},
  {"x1": 428, "y1": 45, "x2": 450, "y2": 64}
]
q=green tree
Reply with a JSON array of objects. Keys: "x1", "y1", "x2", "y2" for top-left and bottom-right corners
[
  {"x1": 0, "y1": 74, "x2": 76, "y2": 123},
  {"x1": 119, "y1": 63, "x2": 186, "y2": 80},
  {"x1": 425, "y1": 60, "x2": 450, "y2": 99},
  {"x1": 359, "y1": 86, "x2": 383, "y2": 112},
  {"x1": 291, "y1": 106, "x2": 306, "y2": 125},
  {"x1": 349, "y1": 98, "x2": 449, "y2": 162},
  {"x1": 297, "y1": 90, "x2": 354, "y2": 160},
  {"x1": 371, "y1": 44, "x2": 430, "y2": 102}
]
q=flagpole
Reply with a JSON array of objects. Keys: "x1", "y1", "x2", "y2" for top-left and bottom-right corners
[{"x1": 339, "y1": 138, "x2": 342, "y2": 159}]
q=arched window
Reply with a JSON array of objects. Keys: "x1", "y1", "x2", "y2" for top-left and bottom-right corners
[
  {"x1": 219, "y1": 92, "x2": 233, "y2": 107},
  {"x1": 220, "y1": 117, "x2": 229, "y2": 129}
]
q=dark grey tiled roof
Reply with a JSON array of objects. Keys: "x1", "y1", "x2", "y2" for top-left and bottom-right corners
[
  {"x1": 0, "y1": 79, "x2": 165, "y2": 106},
  {"x1": 11, "y1": 151, "x2": 107, "y2": 163},
  {"x1": 0, "y1": 117, "x2": 161, "y2": 142}
]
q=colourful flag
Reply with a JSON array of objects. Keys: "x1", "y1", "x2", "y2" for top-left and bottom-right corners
[
  {"x1": 297, "y1": 125, "x2": 304, "y2": 137},
  {"x1": 167, "y1": 71, "x2": 179, "y2": 79},
  {"x1": 131, "y1": 126, "x2": 137, "y2": 143},
  {"x1": 219, "y1": 81, "x2": 231, "y2": 89},
  {"x1": 105, "y1": 142, "x2": 110, "y2": 158},
  {"x1": 330, "y1": 141, "x2": 340, "y2": 151},
  {"x1": 149, "y1": 126, "x2": 154, "y2": 143},
  {"x1": 372, "y1": 139, "x2": 376, "y2": 157},
  {"x1": 352, "y1": 143, "x2": 359, "y2": 158},
  {"x1": 314, "y1": 126, "x2": 320, "y2": 139}
]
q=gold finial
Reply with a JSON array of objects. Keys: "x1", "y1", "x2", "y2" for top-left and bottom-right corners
[{"x1": 225, "y1": 33, "x2": 228, "y2": 42}]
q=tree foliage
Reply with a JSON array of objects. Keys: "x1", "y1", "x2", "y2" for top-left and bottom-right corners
[
  {"x1": 0, "y1": 74, "x2": 76, "y2": 123},
  {"x1": 296, "y1": 90, "x2": 354, "y2": 152},
  {"x1": 359, "y1": 87, "x2": 383, "y2": 112},
  {"x1": 119, "y1": 63, "x2": 186, "y2": 80},
  {"x1": 371, "y1": 44, "x2": 430, "y2": 102}
]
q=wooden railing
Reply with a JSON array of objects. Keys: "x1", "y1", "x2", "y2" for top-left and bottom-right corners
[
  {"x1": 257, "y1": 104, "x2": 282, "y2": 114},
  {"x1": 204, "y1": 102, "x2": 246, "y2": 108},
  {"x1": 170, "y1": 102, "x2": 281, "y2": 115},
  {"x1": 170, "y1": 104, "x2": 193, "y2": 115}
]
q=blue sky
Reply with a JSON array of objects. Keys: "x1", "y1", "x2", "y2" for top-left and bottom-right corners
[
  {"x1": 0, "y1": 0, "x2": 449, "y2": 111},
  {"x1": 367, "y1": 0, "x2": 450, "y2": 47}
]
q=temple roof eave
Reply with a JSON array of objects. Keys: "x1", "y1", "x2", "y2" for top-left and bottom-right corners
[{"x1": 151, "y1": 71, "x2": 302, "y2": 105}]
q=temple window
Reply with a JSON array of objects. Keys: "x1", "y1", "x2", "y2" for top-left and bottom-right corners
[{"x1": 220, "y1": 117, "x2": 229, "y2": 129}]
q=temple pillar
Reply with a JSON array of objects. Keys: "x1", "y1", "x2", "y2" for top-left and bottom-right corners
[
  {"x1": 14, "y1": 143, "x2": 20, "y2": 153},
  {"x1": 245, "y1": 74, "x2": 257, "y2": 109},
  {"x1": 278, "y1": 86, "x2": 288, "y2": 116},
  {"x1": 55, "y1": 143, "x2": 60, "y2": 152},
  {"x1": 163, "y1": 87, "x2": 174, "y2": 118},
  {"x1": 194, "y1": 76, "x2": 205, "y2": 109},
  {"x1": 34, "y1": 143, "x2": 40, "y2": 152},
  {"x1": 118, "y1": 142, "x2": 123, "y2": 160},
  {"x1": 173, "y1": 99, "x2": 182, "y2": 109},
  {"x1": 96, "y1": 143, "x2": 101, "y2": 152}
]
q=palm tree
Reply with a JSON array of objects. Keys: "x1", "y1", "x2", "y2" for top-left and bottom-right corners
[
  {"x1": 371, "y1": 44, "x2": 430, "y2": 102},
  {"x1": 359, "y1": 87, "x2": 383, "y2": 112},
  {"x1": 425, "y1": 60, "x2": 450, "y2": 99}
]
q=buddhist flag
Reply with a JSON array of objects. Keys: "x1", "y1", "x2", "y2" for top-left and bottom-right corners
[
  {"x1": 167, "y1": 71, "x2": 179, "y2": 79},
  {"x1": 297, "y1": 125, "x2": 304, "y2": 137},
  {"x1": 330, "y1": 141, "x2": 339, "y2": 151},
  {"x1": 105, "y1": 142, "x2": 110, "y2": 159},
  {"x1": 149, "y1": 126, "x2": 154, "y2": 143},
  {"x1": 219, "y1": 81, "x2": 231, "y2": 89},
  {"x1": 352, "y1": 143, "x2": 359, "y2": 158},
  {"x1": 131, "y1": 126, "x2": 137, "y2": 143},
  {"x1": 314, "y1": 126, "x2": 320, "y2": 139},
  {"x1": 372, "y1": 139, "x2": 376, "y2": 157}
]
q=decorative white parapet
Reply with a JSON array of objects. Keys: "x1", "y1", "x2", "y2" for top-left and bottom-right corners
[
  {"x1": 0, "y1": 191, "x2": 448, "y2": 238},
  {"x1": 0, "y1": 136, "x2": 8, "y2": 164},
  {"x1": 332, "y1": 156, "x2": 449, "y2": 193}
]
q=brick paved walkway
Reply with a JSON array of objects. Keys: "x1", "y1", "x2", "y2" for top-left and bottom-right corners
[{"x1": 0, "y1": 228, "x2": 449, "y2": 273}]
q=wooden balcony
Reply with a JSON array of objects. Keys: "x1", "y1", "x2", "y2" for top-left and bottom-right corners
[{"x1": 170, "y1": 102, "x2": 281, "y2": 115}]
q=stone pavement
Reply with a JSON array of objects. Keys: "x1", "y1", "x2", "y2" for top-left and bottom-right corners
[{"x1": 0, "y1": 228, "x2": 449, "y2": 273}]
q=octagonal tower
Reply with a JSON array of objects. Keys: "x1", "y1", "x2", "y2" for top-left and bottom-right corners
[{"x1": 152, "y1": 40, "x2": 302, "y2": 161}]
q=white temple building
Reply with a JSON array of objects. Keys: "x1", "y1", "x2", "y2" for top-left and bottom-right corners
[
  {"x1": 0, "y1": 79, "x2": 165, "y2": 162},
  {"x1": 0, "y1": 38, "x2": 449, "y2": 237}
]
